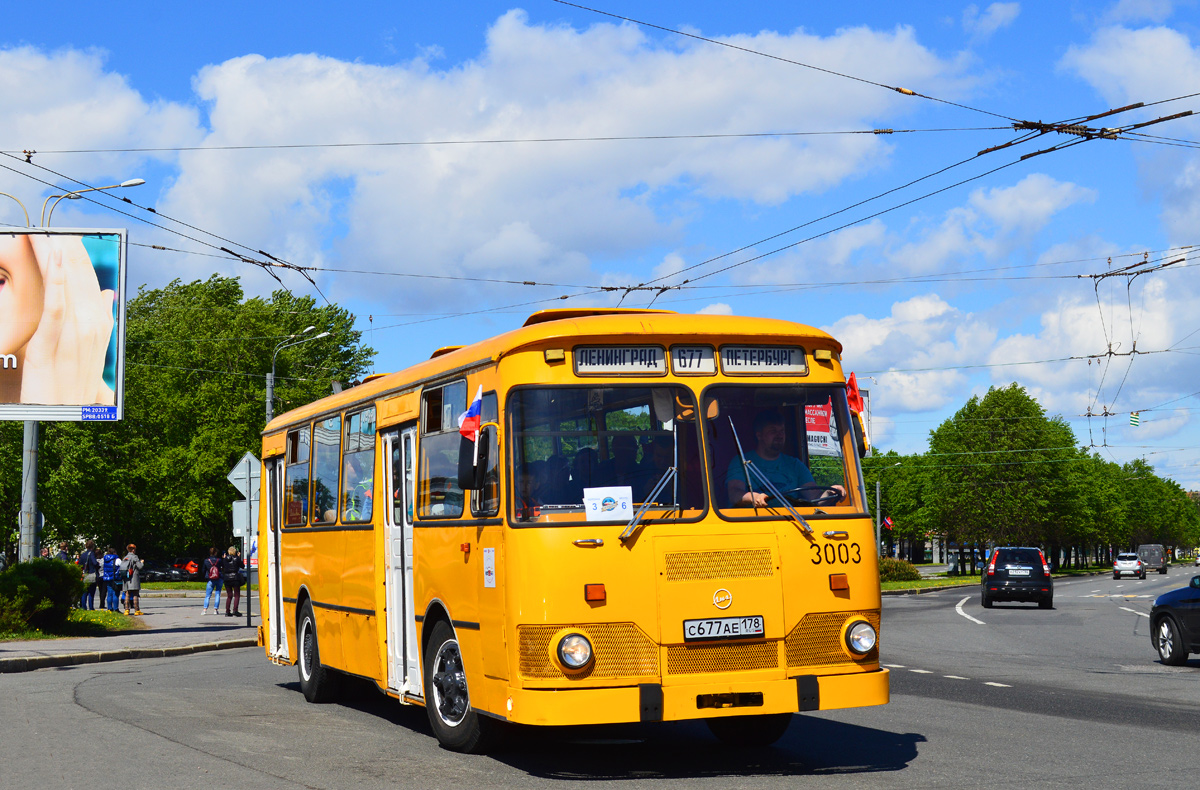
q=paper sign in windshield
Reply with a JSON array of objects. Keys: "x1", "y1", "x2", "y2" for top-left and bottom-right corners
[{"x1": 583, "y1": 486, "x2": 633, "y2": 521}]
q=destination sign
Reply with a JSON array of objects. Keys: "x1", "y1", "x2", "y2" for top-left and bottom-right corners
[
  {"x1": 720, "y1": 345, "x2": 807, "y2": 376},
  {"x1": 574, "y1": 346, "x2": 667, "y2": 376},
  {"x1": 670, "y1": 345, "x2": 716, "y2": 375}
]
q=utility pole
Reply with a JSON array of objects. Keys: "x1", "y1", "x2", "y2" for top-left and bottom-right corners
[{"x1": 18, "y1": 421, "x2": 39, "y2": 561}]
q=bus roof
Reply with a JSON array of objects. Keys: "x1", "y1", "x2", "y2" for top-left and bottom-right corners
[{"x1": 264, "y1": 310, "x2": 840, "y2": 434}]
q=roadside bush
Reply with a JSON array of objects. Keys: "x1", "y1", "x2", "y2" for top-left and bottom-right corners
[
  {"x1": 0, "y1": 559, "x2": 84, "y2": 632},
  {"x1": 879, "y1": 557, "x2": 921, "y2": 582}
]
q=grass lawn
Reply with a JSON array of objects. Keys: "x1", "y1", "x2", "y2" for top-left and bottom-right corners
[
  {"x1": 141, "y1": 581, "x2": 208, "y2": 590},
  {"x1": 0, "y1": 608, "x2": 145, "y2": 642}
]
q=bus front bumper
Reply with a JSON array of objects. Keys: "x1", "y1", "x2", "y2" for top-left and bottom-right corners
[{"x1": 503, "y1": 668, "x2": 889, "y2": 727}]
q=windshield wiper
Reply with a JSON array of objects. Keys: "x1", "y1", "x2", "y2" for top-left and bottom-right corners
[
  {"x1": 620, "y1": 466, "x2": 677, "y2": 544},
  {"x1": 729, "y1": 417, "x2": 813, "y2": 535}
]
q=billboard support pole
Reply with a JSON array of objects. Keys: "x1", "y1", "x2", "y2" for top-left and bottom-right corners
[{"x1": 18, "y1": 420, "x2": 39, "y2": 562}]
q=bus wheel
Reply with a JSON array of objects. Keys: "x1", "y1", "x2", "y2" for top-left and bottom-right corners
[
  {"x1": 705, "y1": 713, "x2": 792, "y2": 746},
  {"x1": 423, "y1": 620, "x2": 502, "y2": 753},
  {"x1": 297, "y1": 600, "x2": 340, "y2": 703}
]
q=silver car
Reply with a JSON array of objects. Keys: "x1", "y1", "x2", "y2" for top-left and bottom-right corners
[{"x1": 1114, "y1": 552, "x2": 1145, "y2": 580}]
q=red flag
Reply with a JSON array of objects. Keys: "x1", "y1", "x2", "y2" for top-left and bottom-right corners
[
  {"x1": 883, "y1": 516, "x2": 893, "y2": 530},
  {"x1": 846, "y1": 372, "x2": 865, "y2": 413}
]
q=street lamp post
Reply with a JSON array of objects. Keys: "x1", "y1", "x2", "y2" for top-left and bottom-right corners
[
  {"x1": 266, "y1": 327, "x2": 330, "y2": 423},
  {"x1": 40, "y1": 179, "x2": 145, "y2": 226},
  {"x1": 0, "y1": 192, "x2": 31, "y2": 227}
]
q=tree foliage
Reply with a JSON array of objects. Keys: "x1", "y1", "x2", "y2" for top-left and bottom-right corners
[
  {"x1": 863, "y1": 384, "x2": 1200, "y2": 562},
  {"x1": 1, "y1": 276, "x2": 373, "y2": 559}
]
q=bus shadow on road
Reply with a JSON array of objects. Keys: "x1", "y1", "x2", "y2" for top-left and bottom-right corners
[
  {"x1": 493, "y1": 718, "x2": 924, "y2": 780},
  {"x1": 281, "y1": 677, "x2": 923, "y2": 778}
]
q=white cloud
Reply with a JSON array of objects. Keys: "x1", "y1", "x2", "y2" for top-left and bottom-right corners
[
  {"x1": 1136, "y1": 407, "x2": 1190, "y2": 439},
  {"x1": 0, "y1": 46, "x2": 200, "y2": 223},
  {"x1": 962, "y1": 3, "x2": 1021, "y2": 38},
  {"x1": 1061, "y1": 26, "x2": 1200, "y2": 243},
  {"x1": 888, "y1": 174, "x2": 1095, "y2": 272},
  {"x1": 825, "y1": 294, "x2": 996, "y2": 412},
  {"x1": 696, "y1": 302, "x2": 733, "y2": 315},
  {"x1": 144, "y1": 10, "x2": 975, "y2": 306},
  {"x1": 1102, "y1": 0, "x2": 1175, "y2": 23}
]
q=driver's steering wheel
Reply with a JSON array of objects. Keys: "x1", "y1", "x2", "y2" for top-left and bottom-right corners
[{"x1": 780, "y1": 482, "x2": 843, "y2": 507}]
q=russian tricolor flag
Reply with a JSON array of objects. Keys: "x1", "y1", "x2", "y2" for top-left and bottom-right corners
[{"x1": 458, "y1": 385, "x2": 484, "y2": 442}]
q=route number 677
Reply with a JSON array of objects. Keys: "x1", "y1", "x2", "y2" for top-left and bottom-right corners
[{"x1": 810, "y1": 542, "x2": 862, "y2": 565}]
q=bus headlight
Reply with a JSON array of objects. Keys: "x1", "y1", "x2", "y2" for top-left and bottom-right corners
[
  {"x1": 557, "y1": 633, "x2": 593, "y2": 669},
  {"x1": 845, "y1": 621, "x2": 877, "y2": 655}
]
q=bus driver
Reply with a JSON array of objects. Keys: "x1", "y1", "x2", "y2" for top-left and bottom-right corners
[{"x1": 727, "y1": 410, "x2": 845, "y2": 508}]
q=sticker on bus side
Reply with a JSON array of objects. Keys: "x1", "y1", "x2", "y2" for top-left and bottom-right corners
[
  {"x1": 670, "y1": 345, "x2": 716, "y2": 375},
  {"x1": 719, "y1": 346, "x2": 807, "y2": 376},
  {"x1": 574, "y1": 346, "x2": 667, "y2": 376}
]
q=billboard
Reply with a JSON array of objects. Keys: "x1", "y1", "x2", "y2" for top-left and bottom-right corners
[{"x1": 0, "y1": 228, "x2": 127, "y2": 421}]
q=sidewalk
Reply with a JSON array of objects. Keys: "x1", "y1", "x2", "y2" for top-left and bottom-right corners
[{"x1": 0, "y1": 595, "x2": 259, "y2": 673}]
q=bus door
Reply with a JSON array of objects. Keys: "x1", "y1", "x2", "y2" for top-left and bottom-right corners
[
  {"x1": 384, "y1": 426, "x2": 421, "y2": 696},
  {"x1": 265, "y1": 458, "x2": 288, "y2": 660}
]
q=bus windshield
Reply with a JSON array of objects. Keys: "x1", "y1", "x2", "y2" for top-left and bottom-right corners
[
  {"x1": 704, "y1": 385, "x2": 860, "y2": 517},
  {"x1": 509, "y1": 386, "x2": 706, "y2": 524}
]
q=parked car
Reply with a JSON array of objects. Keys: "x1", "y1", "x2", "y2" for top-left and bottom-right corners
[
  {"x1": 171, "y1": 557, "x2": 201, "y2": 580},
  {"x1": 1149, "y1": 574, "x2": 1200, "y2": 665},
  {"x1": 981, "y1": 547, "x2": 1054, "y2": 609},
  {"x1": 1114, "y1": 553, "x2": 1146, "y2": 580},
  {"x1": 1137, "y1": 544, "x2": 1168, "y2": 575},
  {"x1": 141, "y1": 559, "x2": 190, "y2": 583}
]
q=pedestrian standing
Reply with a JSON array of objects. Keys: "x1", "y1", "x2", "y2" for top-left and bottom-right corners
[
  {"x1": 201, "y1": 547, "x2": 223, "y2": 615},
  {"x1": 122, "y1": 543, "x2": 144, "y2": 616},
  {"x1": 221, "y1": 546, "x2": 244, "y2": 617},
  {"x1": 79, "y1": 540, "x2": 100, "y2": 610},
  {"x1": 55, "y1": 541, "x2": 70, "y2": 562},
  {"x1": 100, "y1": 546, "x2": 120, "y2": 611}
]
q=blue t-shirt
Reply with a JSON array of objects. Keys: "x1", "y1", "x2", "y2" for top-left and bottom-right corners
[{"x1": 726, "y1": 451, "x2": 814, "y2": 504}]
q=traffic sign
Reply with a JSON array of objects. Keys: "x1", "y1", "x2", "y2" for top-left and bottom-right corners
[
  {"x1": 227, "y1": 452, "x2": 261, "y2": 500},
  {"x1": 233, "y1": 499, "x2": 260, "y2": 539}
]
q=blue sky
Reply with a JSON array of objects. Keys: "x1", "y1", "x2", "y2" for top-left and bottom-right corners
[{"x1": 3, "y1": 1, "x2": 1200, "y2": 488}]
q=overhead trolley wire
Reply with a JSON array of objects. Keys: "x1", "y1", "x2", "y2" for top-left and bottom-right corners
[
  {"x1": 2, "y1": 126, "x2": 1009, "y2": 156},
  {"x1": 550, "y1": 0, "x2": 1020, "y2": 122}
]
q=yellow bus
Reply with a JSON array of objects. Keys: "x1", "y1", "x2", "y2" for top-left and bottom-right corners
[{"x1": 256, "y1": 308, "x2": 888, "y2": 752}]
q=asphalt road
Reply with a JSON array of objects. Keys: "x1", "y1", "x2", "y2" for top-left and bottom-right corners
[{"x1": 3, "y1": 571, "x2": 1198, "y2": 790}]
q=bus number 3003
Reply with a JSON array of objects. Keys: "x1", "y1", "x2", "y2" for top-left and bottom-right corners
[{"x1": 810, "y1": 542, "x2": 862, "y2": 565}]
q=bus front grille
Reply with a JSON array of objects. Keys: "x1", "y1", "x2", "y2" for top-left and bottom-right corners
[
  {"x1": 663, "y1": 549, "x2": 774, "y2": 582},
  {"x1": 518, "y1": 623, "x2": 659, "y2": 679},
  {"x1": 784, "y1": 610, "x2": 881, "y2": 668},
  {"x1": 666, "y1": 641, "x2": 780, "y2": 674}
]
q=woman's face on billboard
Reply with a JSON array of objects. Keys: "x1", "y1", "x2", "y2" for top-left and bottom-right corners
[{"x1": 0, "y1": 234, "x2": 45, "y2": 355}]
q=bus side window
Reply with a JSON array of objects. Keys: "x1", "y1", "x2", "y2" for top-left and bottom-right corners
[
  {"x1": 284, "y1": 426, "x2": 311, "y2": 527},
  {"x1": 341, "y1": 406, "x2": 376, "y2": 523},
  {"x1": 419, "y1": 381, "x2": 467, "y2": 518},
  {"x1": 312, "y1": 416, "x2": 342, "y2": 524}
]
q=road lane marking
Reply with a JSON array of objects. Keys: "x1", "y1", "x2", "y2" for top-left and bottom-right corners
[
  {"x1": 1119, "y1": 606, "x2": 1150, "y2": 618},
  {"x1": 883, "y1": 664, "x2": 905, "y2": 668},
  {"x1": 1116, "y1": 584, "x2": 1125, "y2": 588},
  {"x1": 944, "y1": 675, "x2": 969, "y2": 680},
  {"x1": 984, "y1": 682, "x2": 1011, "y2": 687},
  {"x1": 956, "y1": 596, "x2": 985, "y2": 625},
  {"x1": 1091, "y1": 589, "x2": 1100, "y2": 592},
  {"x1": 910, "y1": 669, "x2": 932, "y2": 674}
]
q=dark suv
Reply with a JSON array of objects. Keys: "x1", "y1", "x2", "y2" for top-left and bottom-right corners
[{"x1": 981, "y1": 547, "x2": 1053, "y2": 609}]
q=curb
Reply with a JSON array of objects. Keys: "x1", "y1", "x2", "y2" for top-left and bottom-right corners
[{"x1": 0, "y1": 638, "x2": 258, "y2": 674}]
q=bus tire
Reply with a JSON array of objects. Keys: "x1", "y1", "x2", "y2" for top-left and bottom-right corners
[
  {"x1": 297, "y1": 599, "x2": 340, "y2": 703},
  {"x1": 705, "y1": 713, "x2": 792, "y2": 746},
  {"x1": 423, "y1": 620, "x2": 501, "y2": 753}
]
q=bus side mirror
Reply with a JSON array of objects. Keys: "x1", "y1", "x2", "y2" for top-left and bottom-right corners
[
  {"x1": 457, "y1": 427, "x2": 492, "y2": 490},
  {"x1": 1191, "y1": 575, "x2": 1200, "y2": 589},
  {"x1": 851, "y1": 412, "x2": 870, "y2": 458}
]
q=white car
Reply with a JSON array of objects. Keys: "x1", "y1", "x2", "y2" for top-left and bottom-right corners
[{"x1": 1113, "y1": 553, "x2": 1145, "y2": 580}]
